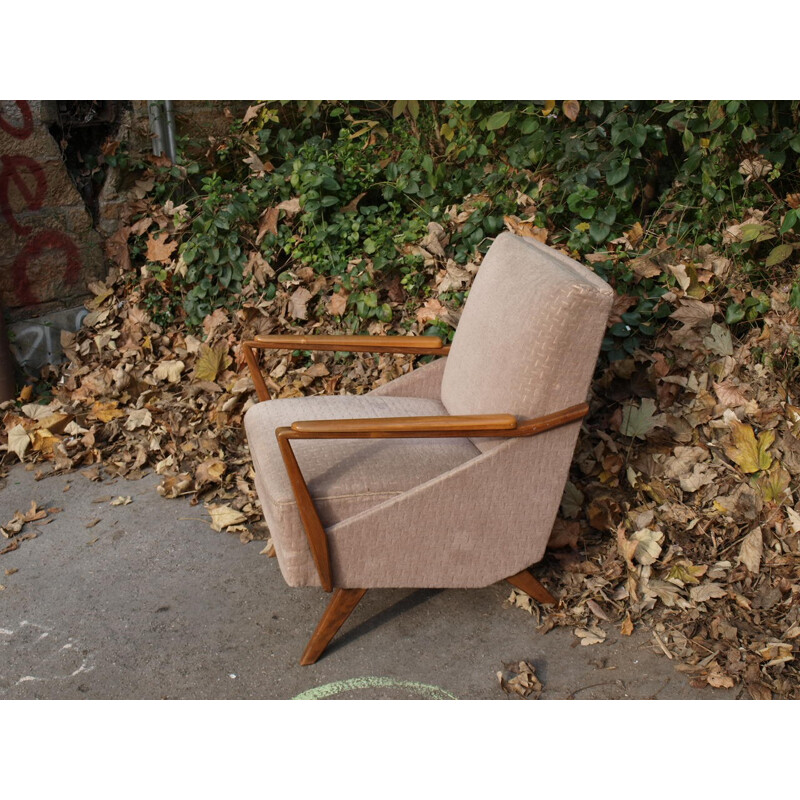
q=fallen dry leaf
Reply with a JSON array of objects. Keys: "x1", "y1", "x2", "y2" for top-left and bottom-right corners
[
  {"x1": 194, "y1": 345, "x2": 230, "y2": 383},
  {"x1": 145, "y1": 232, "x2": 177, "y2": 264},
  {"x1": 7, "y1": 424, "x2": 31, "y2": 460},
  {"x1": 153, "y1": 360, "x2": 185, "y2": 383},
  {"x1": 288, "y1": 287, "x2": 313, "y2": 320},
  {"x1": 725, "y1": 420, "x2": 774, "y2": 474},
  {"x1": 737, "y1": 527, "x2": 763, "y2": 573},
  {"x1": 497, "y1": 661, "x2": 543, "y2": 698},
  {"x1": 575, "y1": 626, "x2": 607, "y2": 646},
  {"x1": 206, "y1": 504, "x2": 247, "y2": 532}
]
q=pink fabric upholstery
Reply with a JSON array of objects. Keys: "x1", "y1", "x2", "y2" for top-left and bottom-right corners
[
  {"x1": 244, "y1": 233, "x2": 613, "y2": 589},
  {"x1": 244, "y1": 394, "x2": 480, "y2": 586}
]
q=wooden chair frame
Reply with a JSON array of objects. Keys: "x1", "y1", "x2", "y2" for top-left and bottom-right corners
[{"x1": 242, "y1": 334, "x2": 587, "y2": 664}]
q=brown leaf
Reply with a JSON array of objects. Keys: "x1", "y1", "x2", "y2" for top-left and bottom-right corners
[
  {"x1": 714, "y1": 380, "x2": 748, "y2": 408},
  {"x1": 630, "y1": 257, "x2": 662, "y2": 279},
  {"x1": 547, "y1": 518, "x2": 579, "y2": 550},
  {"x1": 7, "y1": 424, "x2": 30, "y2": 461},
  {"x1": 746, "y1": 682, "x2": 773, "y2": 700},
  {"x1": 157, "y1": 473, "x2": 193, "y2": 499},
  {"x1": 620, "y1": 614, "x2": 634, "y2": 636},
  {"x1": 206, "y1": 503, "x2": 247, "y2": 532},
  {"x1": 195, "y1": 459, "x2": 226, "y2": 487},
  {"x1": 706, "y1": 665, "x2": 735, "y2": 689},
  {"x1": 89, "y1": 401, "x2": 125, "y2": 423},
  {"x1": 194, "y1": 344, "x2": 231, "y2": 383},
  {"x1": 288, "y1": 287, "x2": 313, "y2": 320},
  {"x1": 340, "y1": 192, "x2": 366, "y2": 214},
  {"x1": 259, "y1": 539, "x2": 276, "y2": 557},
  {"x1": 562, "y1": 101, "x2": 580, "y2": 122},
  {"x1": 669, "y1": 299, "x2": 715, "y2": 329},
  {"x1": 690, "y1": 582, "x2": 728, "y2": 604},
  {"x1": 153, "y1": 359, "x2": 185, "y2": 383},
  {"x1": 327, "y1": 290, "x2": 348, "y2": 316},
  {"x1": 242, "y1": 102, "x2": 265, "y2": 124},
  {"x1": 588, "y1": 496, "x2": 621, "y2": 532},
  {"x1": 256, "y1": 207, "x2": 279, "y2": 245},
  {"x1": 497, "y1": 661, "x2": 543, "y2": 698},
  {"x1": 503, "y1": 215, "x2": 548, "y2": 243},
  {"x1": 737, "y1": 527, "x2": 763, "y2": 573},
  {"x1": 724, "y1": 421, "x2": 774, "y2": 474},
  {"x1": 145, "y1": 232, "x2": 177, "y2": 264}
]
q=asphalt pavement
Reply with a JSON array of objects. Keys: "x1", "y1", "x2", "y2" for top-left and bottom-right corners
[{"x1": 0, "y1": 463, "x2": 736, "y2": 700}]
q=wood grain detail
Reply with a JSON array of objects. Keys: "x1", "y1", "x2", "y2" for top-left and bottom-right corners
[{"x1": 300, "y1": 588, "x2": 367, "y2": 666}]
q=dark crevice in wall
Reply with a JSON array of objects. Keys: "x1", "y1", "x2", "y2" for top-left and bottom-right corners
[{"x1": 46, "y1": 101, "x2": 130, "y2": 225}]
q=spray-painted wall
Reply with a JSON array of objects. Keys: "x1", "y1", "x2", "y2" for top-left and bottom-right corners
[{"x1": 0, "y1": 101, "x2": 106, "y2": 317}]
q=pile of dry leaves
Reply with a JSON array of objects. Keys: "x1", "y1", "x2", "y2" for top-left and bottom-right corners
[
  {"x1": 515, "y1": 241, "x2": 800, "y2": 700},
  {"x1": 1, "y1": 181, "x2": 799, "y2": 699}
]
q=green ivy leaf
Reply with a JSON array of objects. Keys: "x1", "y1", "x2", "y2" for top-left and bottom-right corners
[
  {"x1": 765, "y1": 243, "x2": 793, "y2": 267},
  {"x1": 725, "y1": 303, "x2": 745, "y2": 324},
  {"x1": 606, "y1": 162, "x2": 629, "y2": 186},
  {"x1": 485, "y1": 111, "x2": 511, "y2": 131},
  {"x1": 780, "y1": 209, "x2": 798, "y2": 234},
  {"x1": 590, "y1": 220, "x2": 611, "y2": 243}
]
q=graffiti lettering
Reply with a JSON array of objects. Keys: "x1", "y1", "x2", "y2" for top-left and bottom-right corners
[
  {"x1": 0, "y1": 101, "x2": 84, "y2": 308},
  {"x1": 0, "y1": 154, "x2": 47, "y2": 235},
  {"x1": 0, "y1": 101, "x2": 34, "y2": 140},
  {"x1": 12, "y1": 231, "x2": 82, "y2": 307}
]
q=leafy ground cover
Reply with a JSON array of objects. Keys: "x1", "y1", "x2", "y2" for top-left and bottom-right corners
[{"x1": 2, "y1": 101, "x2": 800, "y2": 697}]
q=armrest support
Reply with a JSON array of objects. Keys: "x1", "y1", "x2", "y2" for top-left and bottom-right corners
[{"x1": 241, "y1": 334, "x2": 450, "y2": 402}]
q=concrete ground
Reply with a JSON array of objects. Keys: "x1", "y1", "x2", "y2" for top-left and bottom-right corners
[{"x1": 0, "y1": 463, "x2": 737, "y2": 700}]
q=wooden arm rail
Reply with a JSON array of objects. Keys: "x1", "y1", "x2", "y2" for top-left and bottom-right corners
[
  {"x1": 290, "y1": 414, "x2": 518, "y2": 436},
  {"x1": 241, "y1": 334, "x2": 451, "y2": 402},
  {"x1": 275, "y1": 402, "x2": 589, "y2": 591}
]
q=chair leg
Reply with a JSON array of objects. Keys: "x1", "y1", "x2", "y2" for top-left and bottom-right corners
[
  {"x1": 506, "y1": 569, "x2": 557, "y2": 604},
  {"x1": 300, "y1": 588, "x2": 367, "y2": 666}
]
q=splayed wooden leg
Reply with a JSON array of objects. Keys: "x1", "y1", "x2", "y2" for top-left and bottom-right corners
[
  {"x1": 506, "y1": 569, "x2": 557, "y2": 604},
  {"x1": 300, "y1": 588, "x2": 367, "y2": 665}
]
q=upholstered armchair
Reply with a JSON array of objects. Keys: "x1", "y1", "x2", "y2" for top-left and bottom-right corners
[{"x1": 242, "y1": 232, "x2": 613, "y2": 664}]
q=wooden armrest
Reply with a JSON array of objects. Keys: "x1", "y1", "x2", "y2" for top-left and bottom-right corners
[
  {"x1": 241, "y1": 334, "x2": 450, "y2": 402},
  {"x1": 289, "y1": 414, "x2": 518, "y2": 436},
  {"x1": 251, "y1": 334, "x2": 448, "y2": 354},
  {"x1": 283, "y1": 403, "x2": 588, "y2": 440}
]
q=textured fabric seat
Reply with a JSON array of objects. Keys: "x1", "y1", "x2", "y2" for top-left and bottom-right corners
[
  {"x1": 245, "y1": 394, "x2": 480, "y2": 586},
  {"x1": 241, "y1": 232, "x2": 614, "y2": 664}
]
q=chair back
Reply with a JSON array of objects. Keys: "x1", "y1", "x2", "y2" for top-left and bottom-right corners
[{"x1": 440, "y1": 233, "x2": 613, "y2": 451}]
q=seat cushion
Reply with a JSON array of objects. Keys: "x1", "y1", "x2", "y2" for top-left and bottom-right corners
[{"x1": 244, "y1": 394, "x2": 480, "y2": 586}]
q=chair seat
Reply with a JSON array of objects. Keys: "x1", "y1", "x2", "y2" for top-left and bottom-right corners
[{"x1": 244, "y1": 394, "x2": 481, "y2": 586}]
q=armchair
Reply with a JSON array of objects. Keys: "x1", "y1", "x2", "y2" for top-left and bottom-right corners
[{"x1": 242, "y1": 232, "x2": 613, "y2": 664}]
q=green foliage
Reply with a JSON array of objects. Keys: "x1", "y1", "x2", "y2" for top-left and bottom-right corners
[{"x1": 122, "y1": 100, "x2": 800, "y2": 342}]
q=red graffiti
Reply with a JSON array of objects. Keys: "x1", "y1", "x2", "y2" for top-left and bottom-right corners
[
  {"x1": 0, "y1": 101, "x2": 84, "y2": 307},
  {"x1": 0, "y1": 101, "x2": 34, "y2": 140},
  {"x1": 0, "y1": 154, "x2": 47, "y2": 235},
  {"x1": 12, "y1": 231, "x2": 82, "y2": 306}
]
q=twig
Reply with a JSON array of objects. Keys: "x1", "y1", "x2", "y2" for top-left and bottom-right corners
[
  {"x1": 565, "y1": 680, "x2": 625, "y2": 700},
  {"x1": 651, "y1": 629, "x2": 674, "y2": 659}
]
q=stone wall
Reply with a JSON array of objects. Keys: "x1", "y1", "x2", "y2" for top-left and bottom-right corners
[{"x1": 0, "y1": 101, "x2": 106, "y2": 318}]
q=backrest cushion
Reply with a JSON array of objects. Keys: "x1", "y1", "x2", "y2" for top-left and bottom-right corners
[{"x1": 440, "y1": 233, "x2": 613, "y2": 450}]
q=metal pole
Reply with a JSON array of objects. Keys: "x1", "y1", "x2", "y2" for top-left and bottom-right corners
[
  {"x1": 164, "y1": 100, "x2": 177, "y2": 162},
  {"x1": 148, "y1": 101, "x2": 166, "y2": 158}
]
